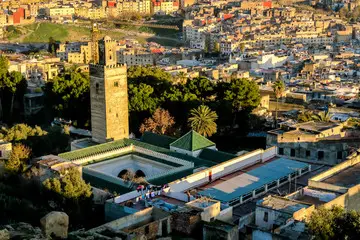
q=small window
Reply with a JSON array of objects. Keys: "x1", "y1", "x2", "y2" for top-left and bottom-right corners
[
  {"x1": 263, "y1": 212, "x2": 268, "y2": 222},
  {"x1": 290, "y1": 149, "x2": 295, "y2": 157},
  {"x1": 279, "y1": 148, "x2": 284, "y2": 155},
  {"x1": 145, "y1": 225, "x2": 149, "y2": 234},
  {"x1": 337, "y1": 151, "x2": 342, "y2": 160},
  {"x1": 114, "y1": 81, "x2": 119, "y2": 87},
  {"x1": 95, "y1": 83, "x2": 99, "y2": 94},
  {"x1": 318, "y1": 151, "x2": 324, "y2": 160},
  {"x1": 306, "y1": 150, "x2": 310, "y2": 157}
]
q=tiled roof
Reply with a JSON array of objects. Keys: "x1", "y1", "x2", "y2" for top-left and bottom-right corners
[
  {"x1": 58, "y1": 139, "x2": 127, "y2": 161},
  {"x1": 140, "y1": 131, "x2": 176, "y2": 149},
  {"x1": 170, "y1": 130, "x2": 215, "y2": 152}
]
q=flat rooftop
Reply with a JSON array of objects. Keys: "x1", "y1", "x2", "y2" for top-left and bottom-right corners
[
  {"x1": 120, "y1": 195, "x2": 186, "y2": 212},
  {"x1": 259, "y1": 196, "x2": 311, "y2": 214},
  {"x1": 232, "y1": 164, "x2": 330, "y2": 222},
  {"x1": 322, "y1": 162, "x2": 360, "y2": 188},
  {"x1": 294, "y1": 121, "x2": 339, "y2": 133},
  {"x1": 295, "y1": 188, "x2": 339, "y2": 206},
  {"x1": 72, "y1": 138, "x2": 98, "y2": 149},
  {"x1": 196, "y1": 158, "x2": 309, "y2": 202}
]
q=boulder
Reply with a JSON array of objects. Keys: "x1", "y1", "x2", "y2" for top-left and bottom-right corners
[
  {"x1": 40, "y1": 211, "x2": 69, "y2": 239},
  {"x1": 0, "y1": 229, "x2": 10, "y2": 240}
]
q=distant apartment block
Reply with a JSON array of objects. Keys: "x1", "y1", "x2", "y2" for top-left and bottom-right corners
[{"x1": 267, "y1": 121, "x2": 360, "y2": 165}]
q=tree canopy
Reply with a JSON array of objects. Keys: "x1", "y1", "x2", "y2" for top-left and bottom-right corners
[
  {"x1": 4, "y1": 143, "x2": 31, "y2": 174},
  {"x1": 308, "y1": 206, "x2": 360, "y2": 240},
  {"x1": 43, "y1": 68, "x2": 90, "y2": 128},
  {"x1": 43, "y1": 167, "x2": 92, "y2": 200},
  {"x1": 223, "y1": 78, "x2": 260, "y2": 112},
  {"x1": 0, "y1": 55, "x2": 27, "y2": 123},
  {"x1": 0, "y1": 124, "x2": 69, "y2": 157}
]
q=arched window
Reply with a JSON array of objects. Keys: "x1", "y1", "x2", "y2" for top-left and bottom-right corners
[
  {"x1": 118, "y1": 169, "x2": 129, "y2": 179},
  {"x1": 135, "y1": 170, "x2": 146, "y2": 178}
]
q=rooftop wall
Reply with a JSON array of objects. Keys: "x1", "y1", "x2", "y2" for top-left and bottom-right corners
[
  {"x1": 89, "y1": 207, "x2": 153, "y2": 232},
  {"x1": 168, "y1": 147, "x2": 277, "y2": 193},
  {"x1": 308, "y1": 152, "x2": 360, "y2": 192}
]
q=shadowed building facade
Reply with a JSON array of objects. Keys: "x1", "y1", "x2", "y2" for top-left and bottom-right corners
[{"x1": 90, "y1": 36, "x2": 129, "y2": 143}]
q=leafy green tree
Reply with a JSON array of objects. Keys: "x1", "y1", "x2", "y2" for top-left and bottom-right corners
[
  {"x1": 312, "y1": 111, "x2": 332, "y2": 122},
  {"x1": 43, "y1": 167, "x2": 92, "y2": 200},
  {"x1": 0, "y1": 55, "x2": 27, "y2": 122},
  {"x1": 272, "y1": 80, "x2": 285, "y2": 126},
  {"x1": 188, "y1": 105, "x2": 218, "y2": 137},
  {"x1": 308, "y1": 206, "x2": 360, "y2": 240},
  {"x1": 128, "y1": 83, "x2": 159, "y2": 113},
  {"x1": 185, "y1": 77, "x2": 214, "y2": 103},
  {"x1": 127, "y1": 66, "x2": 173, "y2": 92},
  {"x1": 4, "y1": 71, "x2": 26, "y2": 119},
  {"x1": 223, "y1": 78, "x2": 260, "y2": 112},
  {"x1": 5, "y1": 143, "x2": 31, "y2": 174},
  {"x1": 44, "y1": 69, "x2": 90, "y2": 128},
  {"x1": 0, "y1": 55, "x2": 9, "y2": 76},
  {"x1": 0, "y1": 124, "x2": 69, "y2": 156},
  {"x1": 48, "y1": 37, "x2": 57, "y2": 55},
  {"x1": 0, "y1": 124, "x2": 46, "y2": 142}
]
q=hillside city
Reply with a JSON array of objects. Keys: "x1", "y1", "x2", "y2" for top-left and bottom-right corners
[{"x1": 2, "y1": 0, "x2": 360, "y2": 239}]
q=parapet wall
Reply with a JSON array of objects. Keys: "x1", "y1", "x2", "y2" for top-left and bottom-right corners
[
  {"x1": 168, "y1": 147, "x2": 277, "y2": 193},
  {"x1": 308, "y1": 150, "x2": 360, "y2": 192}
]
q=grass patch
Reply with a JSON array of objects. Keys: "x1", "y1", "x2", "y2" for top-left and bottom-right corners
[
  {"x1": 9, "y1": 23, "x2": 125, "y2": 43},
  {"x1": 23, "y1": 23, "x2": 69, "y2": 42},
  {"x1": 5, "y1": 25, "x2": 23, "y2": 41},
  {"x1": 6, "y1": 22, "x2": 181, "y2": 47}
]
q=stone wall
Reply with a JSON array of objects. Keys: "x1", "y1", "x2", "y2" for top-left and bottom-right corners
[
  {"x1": 171, "y1": 210, "x2": 202, "y2": 235},
  {"x1": 90, "y1": 63, "x2": 128, "y2": 143}
]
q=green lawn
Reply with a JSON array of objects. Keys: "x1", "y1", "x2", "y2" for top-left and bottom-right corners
[
  {"x1": 23, "y1": 23, "x2": 70, "y2": 42},
  {"x1": 7, "y1": 22, "x2": 181, "y2": 47}
]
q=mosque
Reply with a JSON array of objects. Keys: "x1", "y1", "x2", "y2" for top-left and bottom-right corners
[
  {"x1": 39, "y1": 37, "x2": 310, "y2": 211},
  {"x1": 43, "y1": 35, "x2": 235, "y2": 194}
]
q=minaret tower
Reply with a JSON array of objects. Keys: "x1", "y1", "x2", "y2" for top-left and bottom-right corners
[
  {"x1": 89, "y1": 36, "x2": 129, "y2": 143},
  {"x1": 91, "y1": 22, "x2": 99, "y2": 64}
]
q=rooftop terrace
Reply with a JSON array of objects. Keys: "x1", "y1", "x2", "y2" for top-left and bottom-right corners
[
  {"x1": 259, "y1": 195, "x2": 311, "y2": 214},
  {"x1": 322, "y1": 163, "x2": 360, "y2": 188},
  {"x1": 293, "y1": 121, "x2": 339, "y2": 133},
  {"x1": 196, "y1": 158, "x2": 310, "y2": 203}
]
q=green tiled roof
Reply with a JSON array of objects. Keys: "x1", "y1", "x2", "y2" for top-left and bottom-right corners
[
  {"x1": 198, "y1": 149, "x2": 236, "y2": 163},
  {"x1": 140, "y1": 131, "x2": 176, "y2": 149},
  {"x1": 126, "y1": 138, "x2": 215, "y2": 167},
  {"x1": 170, "y1": 130, "x2": 215, "y2": 152},
  {"x1": 59, "y1": 139, "x2": 128, "y2": 161},
  {"x1": 59, "y1": 136, "x2": 216, "y2": 168}
]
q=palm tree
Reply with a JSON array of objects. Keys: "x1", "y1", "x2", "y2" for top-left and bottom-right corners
[
  {"x1": 188, "y1": 105, "x2": 218, "y2": 137},
  {"x1": 312, "y1": 111, "x2": 332, "y2": 122},
  {"x1": 175, "y1": 72, "x2": 187, "y2": 84},
  {"x1": 272, "y1": 79, "x2": 285, "y2": 127}
]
